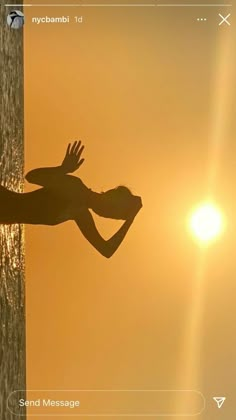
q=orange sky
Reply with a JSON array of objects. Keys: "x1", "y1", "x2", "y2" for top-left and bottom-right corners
[{"x1": 23, "y1": 3, "x2": 235, "y2": 418}]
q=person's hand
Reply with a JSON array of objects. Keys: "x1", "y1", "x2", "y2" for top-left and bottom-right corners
[
  {"x1": 61, "y1": 140, "x2": 85, "y2": 174},
  {"x1": 127, "y1": 196, "x2": 143, "y2": 221}
]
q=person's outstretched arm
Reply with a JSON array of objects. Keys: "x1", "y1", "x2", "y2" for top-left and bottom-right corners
[
  {"x1": 25, "y1": 141, "x2": 84, "y2": 187},
  {"x1": 75, "y1": 200, "x2": 142, "y2": 258}
]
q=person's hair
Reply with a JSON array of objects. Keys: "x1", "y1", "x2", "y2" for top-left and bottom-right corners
[
  {"x1": 104, "y1": 185, "x2": 132, "y2": 198},
  {"x1": 96, "y1": 185, "x2": 136, "y2": 220}
]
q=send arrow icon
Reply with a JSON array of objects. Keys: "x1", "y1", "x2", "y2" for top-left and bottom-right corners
[{"x1": 213, "y1": 397, "x2": 226, "y2": 408}]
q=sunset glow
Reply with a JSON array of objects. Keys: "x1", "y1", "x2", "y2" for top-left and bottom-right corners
[{"x1": 189, "y1": 203, "x2": 224, "y2": 244}]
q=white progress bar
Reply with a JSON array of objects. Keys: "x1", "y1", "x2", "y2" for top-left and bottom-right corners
[{"x1": 4, "y1": 3, "x2": 233, "y2": 7}]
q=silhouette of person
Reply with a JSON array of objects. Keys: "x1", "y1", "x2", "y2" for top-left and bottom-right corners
[{"x1": 0, "y1": 141, "x2": 142, "y2": 257}]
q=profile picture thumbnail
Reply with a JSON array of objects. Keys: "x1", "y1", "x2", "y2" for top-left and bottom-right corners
[{"x1": 7, "y1": 10, "x2": 25, "y2": 29}]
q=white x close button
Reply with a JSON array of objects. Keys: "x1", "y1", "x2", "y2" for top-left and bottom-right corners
[{"x1": 219, "y1": 13, "x2": 231, "y2": 26}]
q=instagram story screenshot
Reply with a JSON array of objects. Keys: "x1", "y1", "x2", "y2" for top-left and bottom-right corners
[{"x1": 0, "y1": 0, "x2": 235, "y2": 419}]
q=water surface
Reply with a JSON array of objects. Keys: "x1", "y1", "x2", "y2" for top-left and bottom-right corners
[{"x1": 0, "y1": 3, "x2": 26, "y2": 419}]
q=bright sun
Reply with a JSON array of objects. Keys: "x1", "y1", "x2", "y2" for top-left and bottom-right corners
[{"x1": 189, "y1": 202, "x2": 224, "y2": 244}]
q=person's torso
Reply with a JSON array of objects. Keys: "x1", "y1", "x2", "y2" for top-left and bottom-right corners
[{"x1": 0, "y1": 176, "x2": 91, "y2": 225}]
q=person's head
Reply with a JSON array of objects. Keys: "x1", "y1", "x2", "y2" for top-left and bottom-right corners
[{"x1": 93, "y1": 186, "x2": 141, "y2": 220}]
